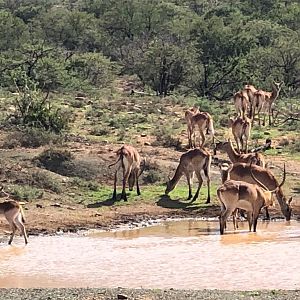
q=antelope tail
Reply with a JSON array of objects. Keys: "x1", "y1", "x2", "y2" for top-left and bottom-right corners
[
  {"x1": 138, "y1": 158, "x2": 146, "y2": 177},
  {"x1": 108, "y1": 156, "x2": 122, "y2": 168},
  {"x1": 19, "y1": 204, "x2": 26, "y2": 223},
  {"x1": 207, "y1": 116, "x2": 215, "y2": 136}
]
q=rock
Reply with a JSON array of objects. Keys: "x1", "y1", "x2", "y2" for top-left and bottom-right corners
[
  {"x1": 144, "y1": 142, "x2": 151, "y2": 146},
  {"x1": 141, "y1": 133, "x2": 147, "y2": 137},
  {"x1": 117, "y1": 294, "x2": 128, "y2": 299},
  {"x1": 36, "y1": 204, "x2": 43, "y2": 209},
  {"x1": 76, "y1": 92, "x2": 87, "y2": 98},
  {"x1": 75, "y1": 96, "x2": 86, "y2": 101},
  {"x1": 278, "y1": 137, "x2": 289, "y2": 146},
  {"x1": 51, "y1": 203, "x2": 62, "y2": 208},
  {"x1": 67, "y1": 206, "x2": 76, "y2": 210}
]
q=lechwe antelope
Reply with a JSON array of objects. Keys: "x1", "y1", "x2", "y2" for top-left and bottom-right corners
[
  {"x1": 165, "y1": 148, "x2": 211, "y2": 203},
  {"x1": 228, "y1": 116, "x2": 252, "y2": 153},
  {"x1": 217, "y1": 165, "x2": 276, "y2": 234},
  {"x1": 109, "y1": 145, "x2": 144, "y2": 201},
  {"x1": 215, "y1": 139, "x2": 265, "y2": 167},
  {"x1": 218, "y1": 162, "x2": 240, "y2": 230},
  {"x1": 254, "y1": 81, "x2": 283, "y2": 126},
  {"x1": 185, "y1": 107, "x2": 200, "y2": 148},
  {"x1": 243, "y1": 84, "x2": 258, "y2": 119},
  {"x1": 228, "y1": 162, "x2": 292, "y2": 220},
  {"x1": 0, "y1": 188, "x2": 28, "y2": 245},
  {"x1": 189, "y1": 112, "x2": 215, "y2": 148},
  {"x1": 233, "y1": 90, "x2": 249, "y2": 119}
]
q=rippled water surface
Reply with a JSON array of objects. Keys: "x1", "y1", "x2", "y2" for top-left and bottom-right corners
[{"x1": 1, "y1": 219, "x2": 300, "y2": 290}]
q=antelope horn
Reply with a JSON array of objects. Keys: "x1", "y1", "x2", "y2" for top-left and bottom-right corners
[
  {"x1": 278, "y1": 163, "x2": 286, "y2": 188},
  {"x1": 250, "y1": 160, "x2": 270, "y2": 192}
]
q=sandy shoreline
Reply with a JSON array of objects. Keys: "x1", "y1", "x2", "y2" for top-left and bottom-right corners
[{"x1": 0, "y1": 288, "x2": 300, "y2": 300}]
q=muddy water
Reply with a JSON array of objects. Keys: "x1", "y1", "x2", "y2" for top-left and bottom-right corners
[{"x1": 1, "y1": 219, "x2": 300, "y2": 290}]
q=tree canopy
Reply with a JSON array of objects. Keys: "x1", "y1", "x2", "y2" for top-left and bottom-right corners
[{"x1": 0, "y1": 0, "x2": 299, "y2": 99}]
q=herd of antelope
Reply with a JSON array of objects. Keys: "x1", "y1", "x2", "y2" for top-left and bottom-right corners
[
  {"x1": 0, "y1": 81, "x2": 292, "y2": 244},
  {"x1": 109, "y1": 81, "x2": 292, "y2": 236}
]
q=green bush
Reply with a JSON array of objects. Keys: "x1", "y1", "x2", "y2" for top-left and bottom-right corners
[
  {"x1": 90, "y1": 125, "x2": 110, "y2": 136},
  {"x1": 71, "y1": 177, "x2": 100, "y2": 191},
  {"x1": 152, "y1": 127, "x2": 182, "y2": 150},
  {"x1": 10, "y1": 185, "x2": 43, "y2": 201},
  {"x1": 9, "y1": 75, "x2": 69, "y2": 133},
  {"x1": 2, "y1": 128, "x2": 63, "y2": 148},
  {"x1": 288, "y1": 140, "x2": 300, "y2": 154},
  {"x1": 32, "y1": 171, "x2": 63, "y2": 193}
]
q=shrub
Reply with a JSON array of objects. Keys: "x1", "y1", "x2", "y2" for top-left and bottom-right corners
[
  {"x1": 35, "y1": 149, "x2": 100, "y2": 180},
  {"x1": 90, "y1": 125, "x2": 110, "y2": 136},
  {"x1": 10, "y1": 185, "x2": 43, "y2": 201},
  {"x1": 2, "y1": 128, "x2": 63, "y2": 148},
  {"x1": 71, "y1": 177, "x2": 100, "y2": 191},
  {"x1": 288, "y1": 139, "x2": 300, "y2": 154},
  {"x1": 35, "y1": 148, "x2": 73, "y2": 172},
  {"x1": 9, "y1": 74, "x2": 69, "y2": 133},
  {"x1": 143, "y1": 169, "x2": 164, "y2": 184},
  {"x1": 152, "y1": 127, "x2": 182, "y2": 150},
  {"x1": 67, "y1": 52, "x2": 119, "y2": 88},
  {"x1": 32, "y1": 171, "x2": 63, "y2": 193}
]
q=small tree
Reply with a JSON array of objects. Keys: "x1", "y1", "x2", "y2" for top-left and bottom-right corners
[{"x1": 11, "y1": 73, "x2": 69, "y2": 133}]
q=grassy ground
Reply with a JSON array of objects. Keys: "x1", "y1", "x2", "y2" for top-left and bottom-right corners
[{"x1": 0, "y1": 77, "x2": 299, "y2": 236}]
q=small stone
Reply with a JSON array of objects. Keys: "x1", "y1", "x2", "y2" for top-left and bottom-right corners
[
  {"x1": 36, "y1": 204, "x2": 43, "y2": 209},
  {"x1": 117, "y1": 294, "x2": 128, "y2": 299},
  {"x1": 67, "y1": 206, "x2": 76, "y2": 210}
]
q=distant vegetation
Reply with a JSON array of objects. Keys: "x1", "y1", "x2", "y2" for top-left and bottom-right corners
[{"x1": 0, "y1": 0, "x2": 299, "y2": 99}]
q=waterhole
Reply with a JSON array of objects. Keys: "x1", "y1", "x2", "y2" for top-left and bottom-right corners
[{"x1": 0, "y1": 219, "x2": 300, "y2": 290}]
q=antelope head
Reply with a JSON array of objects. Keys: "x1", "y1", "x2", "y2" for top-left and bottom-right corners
[
  {"x1": 250, "y1": 161, "x2": 292, "y2": 220},
  {"x1": 128, "y1": 158, "x2": 146, "y2": 191},
  {"x1": 214, "y1": 139, "x2": 231, "y2": 152},
  {"x1": 274, "y1": 164, "x2": 292, "y2": 220},
  {"x1": 218, "y1": 162, "x2": 233, "y2": 183},
  {"x1": 272, "y1": 80, "x2": 284, "y2": 92},
  {"x1": 165, "y1": 174, "x2": 173, "y2": 195}
]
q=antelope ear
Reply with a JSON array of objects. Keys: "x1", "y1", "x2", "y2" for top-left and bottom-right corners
[{"x1": 288, "y1": 197, "x2": 293, "y2": 204}]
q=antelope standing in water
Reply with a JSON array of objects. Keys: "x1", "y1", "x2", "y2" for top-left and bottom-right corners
[
  {"x1": 228, "y1": 162, "x2": 292, "y2": 221},
  {"x1": 185, "y1": 107, "x2": 200, "y2": 148},
  {"x1": 217, "y1": 165, "x2": 276, "y2": 234},
  {"x1": 228, "y1": 116, "x2": 252, "y2": 153},
  {"x1": 189, "y1": 112, "x2": 215, "y2": 148},
  {"x1": 0, "y1": 190, "x2": 28, "y2": 245},
  {"x1": 218, "y1": 162, "x2": 240, "y2": 230},
  {"x1": 109, "y1": 145, "x2": 144, "y2": 201},
  {"x1": 165, "y1": 148, "x2": 211, "y2": 203}
]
